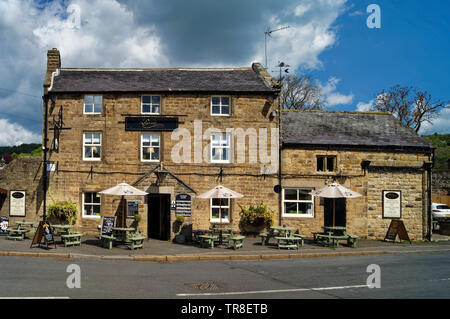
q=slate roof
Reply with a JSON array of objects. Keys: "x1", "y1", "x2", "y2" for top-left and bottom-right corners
[
  {"x1": 50, "y1": 68, "x2": 276, "y2": 93},
  {"x1": 282, "y1": 111, "x2": 433, "y2": 150}
]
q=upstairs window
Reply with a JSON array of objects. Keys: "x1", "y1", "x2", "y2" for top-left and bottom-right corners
[
  {"x1": 141, "y1": 133, "x2": 160, "y2": 162},
  {"x1": 317, "y1": 156, "x2": 336, "y2": 172},
  {"x1": 211, "y1": 133, "x2": 231, "y2": 163},
  {"x1": 83, "y1": 132, "x2": 102, "y2": 160},
  {"x1": 142, "y1": 96, "x2": 161, "y2": 114},
  {"x1": 211, "y1": 97, "x2": 230, "y2": 116},
  {"x1": 84, "y1": 95, "x2": 102, "y2": 114}
]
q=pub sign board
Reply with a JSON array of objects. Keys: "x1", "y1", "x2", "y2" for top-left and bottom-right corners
[
  {"x1": 382, "y1": 190, "x2": 402, "y2": 219},
  {"x1": 101, "y1": 216, "x2": 116, "y2": 236},
  {"x1": 0, "y1": 216, "x2": 9, "y2": 235},
  {"x1": 175, "y1": 194, "x2": 191, "y2": 216},
  {"x1": 9, "y1": 191, "x2": 26, "y2": 217},
  {"x1": 125, "y1": 117, "x2": 178, "y2": 131}
]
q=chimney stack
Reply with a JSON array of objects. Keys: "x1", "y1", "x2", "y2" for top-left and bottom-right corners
[{"x1": 44, "y1": 48, "x2": 61, "y2": 92}]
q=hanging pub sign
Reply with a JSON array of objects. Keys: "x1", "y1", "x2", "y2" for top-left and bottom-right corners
[
  {"x1": 382, "y1": 190, "x2": 402, "y2": 218},
  {"x1": 125, "y1": 117, "x2": 178, "y2": 131},
  {"x1": 9, "y1": 191, "x2": 26, "y2": 217},
  {"x1": 0, "y1": 216, "x2": 9, "y2": 235},
  {"x1": 175, "y1": 194, "x2": 191, "y2": 216}
]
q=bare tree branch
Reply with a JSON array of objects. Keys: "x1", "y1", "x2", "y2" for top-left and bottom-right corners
[
  {"x1": 281, "y1": 74, "x2": 325, "y2": 110},
  {"x1": 370, "y1": 84, "x2": 448, "y2": 132}
]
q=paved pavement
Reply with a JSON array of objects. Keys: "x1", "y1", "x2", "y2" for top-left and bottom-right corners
[{"x1": 1, "y1": 233, "x2": 449, "y2": 262}]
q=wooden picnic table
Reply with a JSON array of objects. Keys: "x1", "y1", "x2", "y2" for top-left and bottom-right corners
[
  {"x1": 52, "y1": 225, "x2": 82, "y2": 247},
  {"x1": 198, "y1": 234, "x2": 219, "y2": 248},
  {"x1": 52, "y1": 224, "x2": 74, "y2": 235},
  {"x1": 275, "y1": 236, "x2": 303, "y2": 250},
  {"x1": 6, "y1": 228, "x2": 29, "y2": 241},
  {"x1": 260, "y1": 226, "x2": 297, "y2": 245},
  {"x1": 14, "y1": 221, "x2": 36, "y2": 239},
  {"x1": 112, "y1": 227, "x2": 136, "y2": 244},
  {"x1": 210, "y1": 226, "x2": 233, "y2": 245}
]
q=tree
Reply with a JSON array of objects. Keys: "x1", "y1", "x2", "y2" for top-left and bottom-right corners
[
  {"x1": 281, "y1": 73, "x2": 325, "y2": 110},
  {"x1": 371, "y1": 85, "x2": 448, "y2": 132}
]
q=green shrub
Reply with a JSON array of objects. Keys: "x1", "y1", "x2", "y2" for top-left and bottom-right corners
[
  {"x1": 175, "y1": 215, "x2": 185, "y2": 224},
  {"x1": 47, "y1": 201, "x2": 77, "y2": 225},
  {"x1": 240, "y1": 204, "x2": 274, "y2": 228}
]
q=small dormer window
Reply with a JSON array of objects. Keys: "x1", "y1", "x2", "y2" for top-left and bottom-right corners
[{"x1": 211, "y1": 97, "x2": 230, "y2": 116}]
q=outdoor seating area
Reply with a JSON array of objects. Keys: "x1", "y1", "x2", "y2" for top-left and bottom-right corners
[
  {"x1": 99, "y1": 227, "x2": 145, "y2": 250},
  {"x1": 52, "y1": 224, "x2": 83, "y2": 247},
  {"x1": 6, "y1": 221, "x2": 35, "y2": 241},
  {"x1": 313, "y1": 226, "x2": 358, "y2": 248},
  {"x1": 259, "y1": 226, "x2": 305, "y2": 250}
]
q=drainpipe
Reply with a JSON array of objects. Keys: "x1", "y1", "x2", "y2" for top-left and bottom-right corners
[
  {"x1": 42, "y1": 93, "x2": 54, "y2": 222},
  {"x1": 425, "y1": 150, "x2": 434, "y2": 241},
  {"x1": 278, "y1": 94, "x2": 282, "y2": 226}
]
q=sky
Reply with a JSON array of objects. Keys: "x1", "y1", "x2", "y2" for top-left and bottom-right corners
[{"x1": 0, "y1": 0, "x2": 448, "y2": 146}]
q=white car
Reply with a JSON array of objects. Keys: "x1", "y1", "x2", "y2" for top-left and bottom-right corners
[{"x1": 432, "y1": 203, "x2": 450, "y2": 219}]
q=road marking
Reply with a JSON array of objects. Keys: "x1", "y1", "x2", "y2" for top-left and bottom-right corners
[
  {"x1": 0, "y1": 297, "x2": 70, "y2": 299},
  {"x1": 176, "y1": 284, "x2": 369, "y2": 296}
]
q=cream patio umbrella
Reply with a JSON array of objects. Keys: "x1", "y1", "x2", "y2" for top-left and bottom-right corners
[
  {"x1": 309, "y1": 182, "x2": 362, "y2": 227},
  {"x1": 99, "y1": 183, "x2": 148, "y2": 227},
  {"x1": 197, "y1": 185, "x2": 244, "y2": 244}
]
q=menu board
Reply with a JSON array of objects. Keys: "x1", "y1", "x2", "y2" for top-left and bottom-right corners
[
  {"x1": 127, "y1": 201, "x2": 138, "y2": 217},
  {"x1": 31, "y1": 221, "x2": 56, "y2": 248},
  {"x1": 0, "y1": 216, "x2": 9, "y2": 234},
  {"x1": 382, "y1": 190, "x2": 401, "y2": 219},
  {"x1": 175, "y1": 194, "x2": 191, "y2": 216},
  {"x1": 384, "y1": 219, "x2": 411, "y2": 243},
  {"x1": 101, "y1": 216, "x2": 116, "y2": 236},
  {"x1": 10, "y1": 191, "x2": 26, "y2": 217}
]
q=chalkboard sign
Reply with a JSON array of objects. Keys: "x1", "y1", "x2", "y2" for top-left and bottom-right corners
[
  {"x1": 101, "y1": 216, "x2": 116, "y2": 236},
  {"x1": 175, "y1": 194, "x2": 191, "y2": 216},
  {"x1": 384, "y1": 219, "x2": 411, "y2": 243},
  {"x1": 0, "y1": 216, "x2": 9, "y2": 235},
  {"x1": 30, "y1": 221, "x2": 56, "y2": 249}
]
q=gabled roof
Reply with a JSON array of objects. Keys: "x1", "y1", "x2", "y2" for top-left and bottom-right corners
[
  {"x1": 50, "y1": 65, "x2": 277, "y2": 94},
  {"x1": 282, "y1": 110, "x2": 433, "y2": 150}
]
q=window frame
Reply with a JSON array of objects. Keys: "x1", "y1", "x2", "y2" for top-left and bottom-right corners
[
  {"x1": 141, "y1": 95, "x2": 161, "y2": 115},
  {"x1": 82, "y1": 192, "x2": 101, "y2": 219},
  {"x1": 282, "y1": 188, "x2": 314, "y2": 218},
  {"x1": 83, "y1": 95, "x2": 103, "y2": 114},
  {"x1": 210, "y1": 198, "x2": 231, "y2": 223},
  {"x1": 82, "y1": 132, "x2": 102, "y2": 161},
  {"x1": 210, "y1": 132, "x2": 231, "y2": 163},
  {"x1": 141, "y1": 133, "x2": 161, "y2": 162},
  {"x1": 210, "y1": 96, "x2": 231, "y2": 116},
  {"x1": 316, "y1": 155, "x2": 337, "y2": 173}
]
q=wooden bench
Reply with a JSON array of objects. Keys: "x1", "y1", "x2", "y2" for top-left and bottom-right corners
[
  {"x1": 61, "y1": 233, "x2": 82, "y2": 247},
  {"x1": 128, "y1": 235, "x2": 145, "y2": 250},
  {"x1": 100, "y1": 234, "x2": 116, "y2": 249},
  {"x1": 228, "y1": 235, "x2": 245, "y2": 250},
  {"x1": 259, "y1": 232, "x2": 270, "y2": 245},
  {"x1": 6, "y1": 228, "x2": 29, "y2": 241},
  {"x1": 275, "y1": 236, "x2": 302, "y2": 250},
  {"x1": 315, "y1": 233, "x2": 358, "y2": 248},
  {"x1": 292, "y1": 234, "x2": 305, "y2": 247},
  {"x1": 199, "y1": 235, "x2": 218, "y2": 248}
]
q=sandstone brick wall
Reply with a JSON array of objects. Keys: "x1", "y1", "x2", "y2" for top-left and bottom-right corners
[{"x1": 280, "y1": 148, "x2": 431, "y2": 240}]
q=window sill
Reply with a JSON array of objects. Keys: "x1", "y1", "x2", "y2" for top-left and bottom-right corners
[
  {"x1": 282, "y1": 214, "x2": 314, "y2": 218},
  {"x1": 210, "y1": 220, "x2": 230, "y2": 224},
  {"x1": 211, "y1": 114, "x2": 231, "y2": 117},
  {"x1": 82, "y1": 215, "x2": 101, "y2": 219}
]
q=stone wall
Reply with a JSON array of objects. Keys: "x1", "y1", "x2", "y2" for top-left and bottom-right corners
[
  {"x1": 0, "y1": 157, "x2": 43, "y2": 225},
  {"x1": 280, "y1": 148, "x2": 431, "y2": 240}
]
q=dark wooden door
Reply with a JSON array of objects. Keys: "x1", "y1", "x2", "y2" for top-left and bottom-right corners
[
  {"x1": 324, "y1": 198, "x2": 346, "y2": 227},
  {"x1": 148, "y1": 194, "x2": 171, "y2": 240}
]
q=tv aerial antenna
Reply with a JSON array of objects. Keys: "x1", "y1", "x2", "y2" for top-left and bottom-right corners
[{"x1": 264, "y1": 26, "x2": 290, "y2": 68}]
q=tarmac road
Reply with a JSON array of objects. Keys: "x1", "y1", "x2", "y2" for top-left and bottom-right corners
[{"x1": 0, "y1": 251, "x2": 449, "y2": 299}]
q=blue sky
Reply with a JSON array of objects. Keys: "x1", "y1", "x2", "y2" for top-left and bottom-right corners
[{"x1": 0, "y1": 0, "x2": 448, "y2": 146}]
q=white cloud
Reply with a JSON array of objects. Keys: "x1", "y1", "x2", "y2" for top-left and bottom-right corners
[
  {"x1": 419, "y1": 106, "x2": 450, "y2": 135},
  {"x1": 0, "y1": 119, "x2": 41, "y2": 146},
  {"x1": 356, "y1": 100, "x2": 375, "y2": 112},
  {"x1": 252, "y1": 0, "x2": 347, "y2": 71},
  {"x1": 320, "y1": 77, "x2": 354, "y2": 106}
]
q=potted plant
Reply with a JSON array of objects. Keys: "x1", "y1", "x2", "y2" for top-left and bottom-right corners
[
  {"x1": 47, "y1": 201, "x2": 77, "y2": 225},
  {"x1": 239, "y1": 203, "x2": 274, "y2": 233}
]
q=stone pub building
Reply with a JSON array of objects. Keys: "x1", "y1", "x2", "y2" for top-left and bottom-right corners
[{"x1": 0, "y1": 49, "x2": 434, "y2": 241}]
